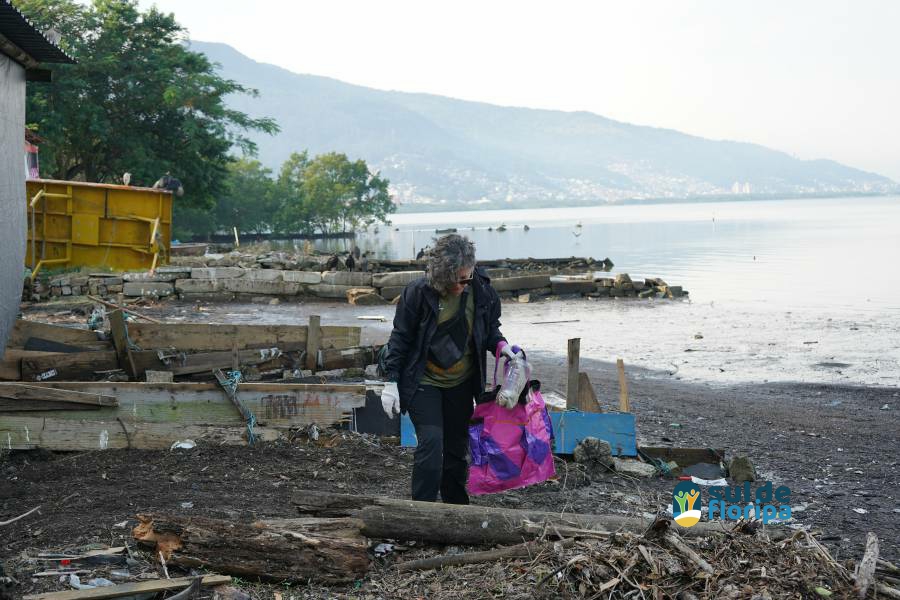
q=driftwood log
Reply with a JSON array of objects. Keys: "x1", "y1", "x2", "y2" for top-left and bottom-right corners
[
  {"x1": 291, "y1": 490, "x2": 785, "y2": 545},
  {"x1": 132, "y1": 513, "x2": 369, "y2": 584}
]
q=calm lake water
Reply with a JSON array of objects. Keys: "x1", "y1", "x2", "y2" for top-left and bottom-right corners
[
  {"x1": 294, "y1": 196, "x2": 900, "y2": 387},
  {"x1": 348, "y1": 196, "x2": 900, "y2": 313}
]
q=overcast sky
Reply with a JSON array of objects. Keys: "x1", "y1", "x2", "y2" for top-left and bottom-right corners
[{"x1": 139, "y1": 0, "x2": 900, "y2": 182}]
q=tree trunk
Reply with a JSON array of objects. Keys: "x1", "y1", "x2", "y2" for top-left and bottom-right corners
[
  {"x1": 133, "y1": 513, "x2": 369, "y2": 584},
  {"x1": 291, "y1": 490, "x2": 781, "y2": 546}
]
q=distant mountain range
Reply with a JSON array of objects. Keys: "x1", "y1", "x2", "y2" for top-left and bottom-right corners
[{"x1": 193, "y1": 41, "x2": 898, "y2": 211}]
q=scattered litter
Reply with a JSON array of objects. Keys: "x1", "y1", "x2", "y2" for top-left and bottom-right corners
[
  {"x1": 668, "y1": 423, "x2": 682, "y2": 429},
  {"x1": 113, "y1": 520, "x2": 129, "y2": 528},
  {"x1": 68, "y1": 574, "x2": 114, "y2": 590},
  {"x1": 881, "y1": 404, "x2": 890, "y2": 410},
  {"x1": 690, "y1": 476, "x2": 728, "y2": 486},
  {"x1": 852, "y1": 508, "x2": 868, "y2": 514},
  {"x1": 180, "y1": 502, "x2": 194, "y2": 509},
  {"x1": 373, "y1": 543, "x2": 395, "y2": 556},
  {"x1": 170, "y1": 440, "x2": 196, "y2": 450}
]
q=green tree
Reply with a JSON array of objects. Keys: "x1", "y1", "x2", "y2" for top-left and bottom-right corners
[
  {"x1": 273, "y1": 151, "x2": 313, "y2": 235},
  {"x1": 20, "y1": 0, "x2": 278, "y2": 212},
  {"x1": 215, "y1": 159, "x2": 277, "y2": 236},
  {"x1": 274, "y1": 152, "x2": 394, "y2": 234}
]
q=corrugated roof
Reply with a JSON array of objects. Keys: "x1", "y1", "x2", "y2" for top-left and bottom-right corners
[{"x1": 0, "y1": 0, "x2": 75, "y2": 64}]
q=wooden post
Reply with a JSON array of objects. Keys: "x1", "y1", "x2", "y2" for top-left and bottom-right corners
[
  {"x1": 576, "y1": 372, "x2": 601, "y2": 412},
  {"x1": 566, "y1": 338, "x2": 580, "y2": 408},
  {"x1": 108, "y1": 309, "x2": 137, "y2": 379},
  {"x1": 306, "y1": 315, "x2": 321, "y2": 371},
  {"x1": 616, "y1": 358, "x2": 630, "y2": 412}
]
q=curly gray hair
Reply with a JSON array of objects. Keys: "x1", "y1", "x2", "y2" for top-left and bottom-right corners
[{"x1": 426, "y1": 234, "x2": 476, "y2": 295}]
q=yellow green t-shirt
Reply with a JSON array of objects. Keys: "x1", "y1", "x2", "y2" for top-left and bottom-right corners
[{"x1": 421, "y1": 289, "x2": 475, "y2": 388}]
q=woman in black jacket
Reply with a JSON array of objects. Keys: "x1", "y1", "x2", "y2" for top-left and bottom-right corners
[{"x1": 381, "y1": 234, "x2": 521, "y2": 504}]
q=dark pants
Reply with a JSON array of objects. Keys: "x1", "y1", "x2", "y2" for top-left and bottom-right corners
[{"x1": 407, "y1": 378, "x2": 476, "y2": 504}]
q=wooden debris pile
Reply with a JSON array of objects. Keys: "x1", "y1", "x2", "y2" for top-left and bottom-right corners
[
  {"x1": 1, "y1": 314, "x2": 378, "y2": 383},
  {"x1": 365, "y1": 523, "x2": 899, "y2": 599},
  {"x1": 0, "y1": 315, "x2": 378, "y2": 451},
  {"x1": 21, "y1": 494, "x2": 895, "y2": 599}
]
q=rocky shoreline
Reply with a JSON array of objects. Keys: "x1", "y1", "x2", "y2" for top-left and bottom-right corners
[{"x1": 25, "y1": 251, "x2": 686, "y2": 305}]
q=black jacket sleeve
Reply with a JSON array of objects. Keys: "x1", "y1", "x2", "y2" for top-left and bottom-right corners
[
  {"x1": 384, "y1": 283, "x2": 420, "y2": 382},
  {"x1": 485, "y1": 284, "x2": 506, "y2": 355}
]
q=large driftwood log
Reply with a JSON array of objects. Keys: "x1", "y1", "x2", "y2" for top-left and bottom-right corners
[
  {"x1": 132, "y1": 513, "x2": 369, "y2": 584},
  {"x1": 291, "y1": 490, "x2": 784, "y2": 545}
]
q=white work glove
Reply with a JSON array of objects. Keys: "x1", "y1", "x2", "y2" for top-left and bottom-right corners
[{"x1": 380, "y1": 382, "x2": 400, "y2": 418}]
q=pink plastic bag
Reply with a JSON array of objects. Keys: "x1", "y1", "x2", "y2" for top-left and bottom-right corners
[{"x1": 467, "y1": 352, "x2": 556, "y2": 496}]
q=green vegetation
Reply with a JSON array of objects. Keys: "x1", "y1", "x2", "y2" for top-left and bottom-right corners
[
  {"x1": 20, "y1": 1, "x2": 394, "y2": 238},
  {"x1": 214, "y1": 152, "x2": 394, "y2": 239},
  {"x1": 20, "y1": 0, "x2": 278, "y2": 211}
]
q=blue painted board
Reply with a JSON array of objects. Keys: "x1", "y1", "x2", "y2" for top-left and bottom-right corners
[
  {"x1": 550, "y1": 411, "x2": 636, "y2": 456},
  {"x1": 400, "y1": 411, "x2": 637, "y2": 457}
]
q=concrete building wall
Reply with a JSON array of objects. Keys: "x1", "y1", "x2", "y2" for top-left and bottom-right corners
[{"x1": 0, "y1": 53, "x2": 26, "y2": 356}]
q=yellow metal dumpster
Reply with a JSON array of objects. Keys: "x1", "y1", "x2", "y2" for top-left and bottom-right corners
[{"x1": 25, "y1": 179, "x2": 172, "y2": 277}]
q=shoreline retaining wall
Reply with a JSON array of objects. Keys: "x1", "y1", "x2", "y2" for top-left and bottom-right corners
[{"x1": 30, "y1": 268, "x2": 687, "y2": 305}]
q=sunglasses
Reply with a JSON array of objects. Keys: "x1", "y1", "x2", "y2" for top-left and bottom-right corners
[{"x1": 456, "y1": 277, "x2": 473, "y2": 285}]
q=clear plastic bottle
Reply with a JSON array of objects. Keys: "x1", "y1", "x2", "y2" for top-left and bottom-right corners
[{"x1": 498, "y1": 353, "x2": 530, "y2": 408}]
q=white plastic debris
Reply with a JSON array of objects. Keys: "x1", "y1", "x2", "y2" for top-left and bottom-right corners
[
  {"x1": 170, "y1": 439, "x2": 196, "y2": 450},
  {"x1": 690, "y1": 476, "x2": 728, "y2": 487},
  {"x1": 112, "y1": 520, "x2": 129, "y2": 528},
  {"x1": 373, "y1": 543, "x2": 394, "y2": 556},
  {"x1": 180, "y1": 502, "x2": 194, "y2": 509},
  {"x1": 852, "y1": 508, "x2": 868, "y2": 514},
  {"x1": 69, "y1": 574, "x2": 113, "y2": 590}
]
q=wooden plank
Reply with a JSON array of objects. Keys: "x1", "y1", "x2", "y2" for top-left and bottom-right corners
[
  {"x1": 0, "y1": 383, "x2": 116, "y2": 406},
  {"x1": 0, "y1": 349, "x2": 59, "y2": 380},
  {"x1": 125, "y1": 323, "x2": 361, "y2": 353},
  {"x1": 107, "y1": 310, "x2": 136, "y2": 379},
  {"x1": 8, "y1": 320, "x2": 109, "y2": 350},
  {"x1": 0, "y1": 382, "x2": 367, "y2": 450},
  {"x1": 21, "y1": 351, "x2": 119, "y2": 381},
  {"x1": 22, "y1": 338, "x2": 89, "y2": 353},
  {"x1": 566, "y1": 338, "x2": 580, "y2": 408},
  {"x1": 306, "y1": 315, "x2": 321, "y2": 371},
  {"x1": 318, "y1": 346, "x2": 377, "y2": 370},
  {"x1": 132, "y1": 347, "x2": 291, "y2": 377},
  {"x1": 616, "y1": 358, "x2": 630, "y2": 412},
  {"x1": 574, "y1": 372, "x2": 602, "y2": 413},
  {"x1": 23, "y1": 575, "x2": 231, "y2": 600},
  {"x1": 0, "y1": 399, "x2": 102, "y2": 412}
]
